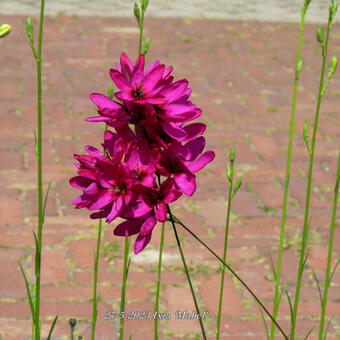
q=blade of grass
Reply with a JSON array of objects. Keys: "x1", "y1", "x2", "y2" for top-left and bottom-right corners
[{"x1": 46, "y1": 315, "x2": 58, "y2": 340}]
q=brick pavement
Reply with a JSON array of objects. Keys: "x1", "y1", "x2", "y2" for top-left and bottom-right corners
[{"x1": 1, "y1": 13, "x2": 340, "y2": 340}]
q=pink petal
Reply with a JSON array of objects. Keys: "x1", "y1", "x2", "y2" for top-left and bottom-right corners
[
  {"x1": 134, "y1": 233, "x2": 152, "y2": 254},
  {"x1": 162, "y1": 121, "x2": 187, "y2": 141},
  {"x1": 109, "y1": 69, "x2": 130, "y2": 91},
  {"x1": 143, "y1": 64, "x2": 165, "y2": 92},
  {"x1": 174, "y1": 172, "x2": 196, "y2": 196},
  {"x1": 88, "y1": 189, "x2": 114, "y2": 210},
  {"x1": 106, "y1": 195, "x2": 123, "y2": 223},
  {"x1": 186, "y1": 150, "x2": 215, "y2": 173},
  {"x1": 69, "y1": 176, "x2": 93, "y2": 189},
  {"x1": 184, "y1": 136, "x2": 206, "y2": 161},
  {"x1": 155, "y1": 204, "x2": 167, "y2": 222},
  {"x1": 140, "y1": 216, "x2": 157, "y2": 236},
  {"x1": 161, "y1": 79, "x2": 188, "y2": 103},
  {"x1": 182, "y1": 123, "x2": 206, "y2": 141},
  {"x1": 120, "y1": 53, "x2": 133, "y2": 80},
  {"x1": 114, "y1": 219, "x2": 142, "y2": 236}
]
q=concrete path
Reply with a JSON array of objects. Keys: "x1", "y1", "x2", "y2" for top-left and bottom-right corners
[
  {"x1": 1, "y1": 6, "x2": 340, "y2": 340},
  {"x1": 0, "y1": 0, "x2": 340, "y2": 23}
]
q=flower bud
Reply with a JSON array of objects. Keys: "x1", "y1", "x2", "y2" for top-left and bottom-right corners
[
  {"x1": 231, "y1": 176, "x2": 242, "y2": 199},
  {"x1": 0, "y1": 24, "x2": 11, "y2": 38},
  {"x1": 134, "y1": 3, "x2": 141, "y2": 25},
  {"x1": 226, "y1": 163, "x2": 233, "y2": 183},
  {"x1": 303, "y1": 120, "x2": 311, "y2": 153},
  {"x1": 329, "y1": 56, "x2": 338, "y2": 78},
  {"x1": 142, "y1": 36, "x2": 150, "y2": 55},
  {"x1": 229, "y1": 146, "x2": 235, "y2": 163},
  {"x1": 26, "y1": 17, "x2": 34, "y2": 43},
  {"x1": 329, "y1": 0, "x2": 338, "y2": 21},
  {"x1": 317, "y1": 26, "x2": 324, "y2": 44},
  {"x1": 296, "y1": 59, "x2": 303, "y2": 78},
  {"x1": 141, "y1": 0, "x2": 149, "y2": 12}
]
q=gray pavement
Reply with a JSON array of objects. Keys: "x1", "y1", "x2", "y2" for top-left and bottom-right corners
[{"x1": 0, "y1": 0, "x2": 339, "y2": 23}]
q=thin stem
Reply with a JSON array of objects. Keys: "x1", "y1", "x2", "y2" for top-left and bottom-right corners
[
  {"x1": 318, "y1": 149, "x2": 340, "y2": 339},
  {"x1": 138, "y1": 11, "x2": 145, "y2": 55},
  {"x1": 34, "y1": 0, "x2": 46, "y2": 338},
  {"x1": 216, "y1": 163, "x2": 234, "y2": 340},
  {"x1": 91, "y1": 219, "x2": 102, "y2": 340},
  {"x1": 290, "y1": 16, "x2": 332, "y2": 340},
  {"x1": 270, "y1": 7, "x2": 307, "y2": 340},
  {"x1": 154, "y1": 222, "x2": 165, "y2": 340},
  {"x1": 167, "y1": 205, "x2": 207, "y2": 340},
  {"x1": 173, "y1": 216, "x2": 289, "y2": 340},
  {"x1": 119, "y1": 237, "x2": 130, "y2": 340}
]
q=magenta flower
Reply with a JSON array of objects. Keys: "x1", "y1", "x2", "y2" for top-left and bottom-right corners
[{"x1": 71, "y1": 52, "x2": 215, "y2": 254}]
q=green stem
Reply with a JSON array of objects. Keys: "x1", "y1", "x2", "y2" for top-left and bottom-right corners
[
  {"x1": 290, "y1": 16, "x2": 332, "y2": 340},
  {"x1": 34, "y1": 0, "x2": 46, "y2": 338},
  {"x1": 318, "y1": 149, "x2": 340, "y2": 339},
  {"x1": 216, "y1": 163, "x2": 233, "y2": 340},
  {"x1": 91, "y1": 219, "x2": 102, "y2": 340},
  {"x1": 270, "y1": 7, "x2": 307, "y2": 340},
  {"x1": 167, "y1": 205, "x2": 207, "y2": 340},
  {"x1": 154, "y1": 222, "x2": 165, "y2": 340},
  {"x1": 119, "y1": 237, "x2": 130, "y2": 340},
  {"x1": 173, "y1": 216, "x2": 289, "y2": 340},
  {"x1": 138, "y1": 11, "x2": 145, "y2": 55}
]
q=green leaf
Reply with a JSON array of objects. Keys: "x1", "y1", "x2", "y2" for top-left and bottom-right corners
[
  {"x1": 303, "y1": 325, "x2": 315, "y2": 340},
  {"x1": 18, "y1": 260, "x2": 36, "y2": 325},
  {"x1": 323, "y1": 314, "x2": 335, "y2": 340},
  {"x1": 329, "y1": 258, "x2": 340, "y2": 283},
  {"x1": 46, "y1": 315, "x2": 58, "y2": 340},
  {"x1": 268, "y1": 252, "x2": 277, "y2": 281},
  {"x1": 42, "y1": 183, "x2": 52, "y2": 225},
  {"x1": 194, "y1": 331, "x2": 200, "y2": 340},
  {"x1": 226, "y1": 163, "x2": 233, "y2": 183},
  {"x1": 258, "y1": 305, "x2": 270, "y2": 340},
  {"x1": 33, "y1": 230, "x2": 40, "y2": 277},
  {"x1": 142, "y1": 36, "x2": 150, "y2": 55},
  {"x1": 33, "y1": 128, "x2": 38, "y2": 158},
  {"x1": 286, "y1": 290, "x2": 293, "y2": 328},
  {"x1": 311, "y1": 268, "x2": 323, "y2": 307}
]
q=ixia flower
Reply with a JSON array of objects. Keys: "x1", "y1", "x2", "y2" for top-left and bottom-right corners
[{"x1": 70, "y1": 52, "x2": 215, "y2": 254}]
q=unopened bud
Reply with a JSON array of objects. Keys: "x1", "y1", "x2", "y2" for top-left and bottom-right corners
[
  {"x1": 329, "y1": 0, "x2": 338, "y2": 21},
  {"x1": 229, "y1": 146, "x2": 235, "y2": 163},
  {"x1": 226, "y1": 163, "x2": 233, "y2": 183},
  {"x1": 141, "y1": 0, "x2": 149, "y2": 12},
  {"x1": 26, "y1": 17, "x2": 34, "y2": 43},
  {"x1": 329, "y1": 56, "x2": 338, "y2": 78},
  {"x1": 317, "y1": 26, "x2": 324, "y2": 44},
  {"x1": 142, "y1": 36, "x2": 150, "y2": 55},
  {"x1": 134, "y1": 3, "x2": 141, "y2": 25},
  {"x1": 231, "y1": 176, "x2": 242, "y2": 199},
  {"x1": 0, "y1": 24, "x2": 11, "y2": 38},
  {"x1": 303, "y1": 120, "x2": 311, "y2": 153}
]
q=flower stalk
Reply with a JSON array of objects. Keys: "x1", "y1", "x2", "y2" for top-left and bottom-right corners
[
  {"x1": 154, "y1": 222, "x2": 165, "y2": 340},
  {"x1": 318, "y1": 149, "x2": 340, "y2": 339},
  {"x1": 167, "y1": 205, "x2": 207, "y2": 340},
  {"x1": 270, "y1": 1, "x2": 310, "y2": 338},
  {"x1": 290, "y1": 2, "x2": 337, "y2": 338},
  {"x1": 216, "y1": 147, "x2": 238, "y2": 340}
]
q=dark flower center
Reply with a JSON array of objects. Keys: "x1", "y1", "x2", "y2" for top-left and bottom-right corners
[{"x1": 132, "y1": 88, "x2": 144, "y2": 98}]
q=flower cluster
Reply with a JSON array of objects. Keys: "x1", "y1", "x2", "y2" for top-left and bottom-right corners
[{"x1": 70, "y1": 53, "x2": 215, "y2": 254}]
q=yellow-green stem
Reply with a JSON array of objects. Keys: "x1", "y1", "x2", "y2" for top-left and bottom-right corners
[
  {"x1": 154, "y1": 222, "x2": 165, "y2": 340},
  {"x1": 91, "y1": 219, "x2": 102, "y2": 340},
  {"x1": 216, "y1": 163, "x2": 234, "y2": 340},
  {"x1": 318, "y1": 149, "x2": 340, "y2": 339},
  {"x1": 290, "y1": 15, "x2": 332, "y2": 340},
  {"x1": 270, "y1": 6, "x2": 308, "y2": 340},
  {"x1": 34, "y1": 0, "x2": 46, "y2": 338}
]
